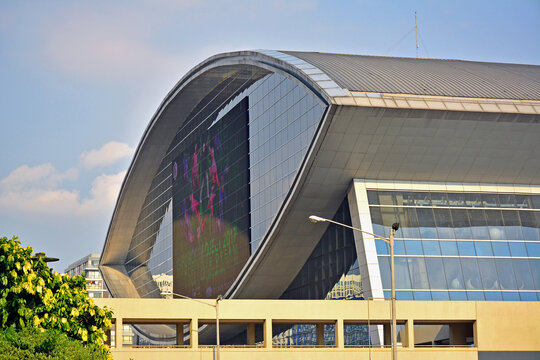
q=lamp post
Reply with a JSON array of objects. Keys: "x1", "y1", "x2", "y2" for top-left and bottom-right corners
[
  {"x1": 308, "y1": 215, "x2": 399, "y2": 360},
  {"x1": 161, "y1": 291, "x2": 222, "y2": 360}
]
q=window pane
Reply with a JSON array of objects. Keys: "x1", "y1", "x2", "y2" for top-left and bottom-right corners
[
  {"x1": 400, "y1": 208, "x2": 420, "y2": 238},
  {"x1": 395, "y1": 257, "x2": 412, "y2": 289},
  {"x1": 422, "y1": 240, "x2": 441, "y2": 255},
  {"x1": 413, "y1": 291, "x2": 432, "y2": 300},
  {"x1": 467, "y1": 291, "x2": 485, "y2": 300},
  {"x1": 477, "y1": 259, "x2": 500, "y2": 290},
  {"x1": 457, "y1": 241, "x2": 476, "y2": 256},
  {"x1": 417, "y1": 208, "x2": 437, "y2": 239},
  {"x1": 434, "y1": 209, "x2": 455, "y2": 239},
  {"x1": 443, "y1": 258, "x2": 465, "y2": 289},
  {"x1": 394, "y1": 240, "x2": 406, "y2": 255},
  {"x1": 475, "y1": 241, "x2": 493, "y2": 256},
  {"x1": 396, "y1": 291, "x2": 413, "y2": 300},
  {"x1": 440, "y1": 241, "x2": 459, "y2": 256},
  {"x1": 520, "y1": 211, "x2": 540, "y2": 240},
  {"x1": 367, "y1": 190, "x2": 379, "y2": 205},
  {"x1": 378, "y1": 192, "x2": 394, "y2": 206},
  {"x1": 370, "y1": 207, "x2": 385, "y2": 237},
  {"x1": 378, "y1": 256, "x2": 391, "y2": 289},
  {"x1": 512, "y1": 259, "x2": 535, "y2": 290},
  {"x1": 502, "y1": 210, "x2": 523, "y2": 240},
  {"x1": 485, "y1": 291, "x2": 502, "y2": 300},
  {"x1": 425, "y1": 258, "x2": 448, "y2": 290},
  {"x1": 408, "y1": 257, "x2": 430, "y2": 289},
  {"x1": 461, "y1": 258, "x2": 482, "y2": 290},
  {"x1": 519, "y1": 292, "x2": 537, "y2": 301},
  {"x1": 482, "y1": 194, "x2": 499, "y2": 207},
  {"x1": 430, "y1": 192, "x2": 448, "y2": 206},
  {"x1": 529, "y1": 259, "x2": 540, "y2": 289},
  {"x1": 431, "y1": 291, "x2": 449, "y2": 300},
  {"x1": 449, "y1": 291, "x2": 467, "y2": 300},
  {"x1": 469, "y1": 209, "x2": 489, "y2": 240},
  {"x1": 465, "y1": 193, "x2": 483, "y2": 207},
  {"x1": 495, "y1": 259, "x2": 517, "y2": 290},
  {"x1": 509, "y1": 242, "x2": 528, "y2": 257},
  {"x1": 405, "y1": 240, "x2": 423, "y2": 255},
  {"x1": 499, "y1": 194, "x2": 516, "y2": 208},
  {"x1": 414, "y1": 192, "x2": 431, "y2": 206},
  {"x1": 492, "y1": 242, "x2": 510, "y2": 256},
  {"x1": 452, "y1": 209, "x2": 472, "y2": 239},
  {"x1": 485, "y1": 210, "x2": 506, "y2": 240},
  {"x1": 502, "y1": 292, "x2": 520, "y2": 301},
  {"x1": 447, "y1": 193, "x2": 465, "y2": 207},
  {"x1": 375, "y1": 239, "x2": 389, "y2": 255}
]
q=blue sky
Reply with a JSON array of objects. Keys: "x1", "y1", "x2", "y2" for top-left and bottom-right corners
[{"x1": 0, "y1": 0, "x2": 539, "y2": 271}]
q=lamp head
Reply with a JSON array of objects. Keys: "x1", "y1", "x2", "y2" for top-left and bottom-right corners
[
  {"x1": 309, "y1": 215, "x2": 327, "y2": 223},
  {"x1": 392, "y1": 223, "x2": 400, "y2": 231}
]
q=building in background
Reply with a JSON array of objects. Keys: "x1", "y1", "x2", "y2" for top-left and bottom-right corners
[
  {"x1": 65, "y1": 253, "x2": 108, "y2": 299},
  {"x1": 100, "y1": 50, "x2": 540, "y2": 347}
]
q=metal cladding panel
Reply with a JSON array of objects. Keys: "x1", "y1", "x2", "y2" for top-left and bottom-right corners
[{"x1": 282, "y1": 51, "x2": 540, "y2": 100}]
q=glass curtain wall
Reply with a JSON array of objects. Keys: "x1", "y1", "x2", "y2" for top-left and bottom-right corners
[{"x1": 368, "y1": 190, "x2": 540, "y2": 301}]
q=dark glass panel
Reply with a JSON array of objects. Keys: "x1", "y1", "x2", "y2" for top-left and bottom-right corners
[
  {"x1": 378, "y1": 191, "x2": 395, "y2": 206},
  {"x1": 485, "y1": 210, "x2": 506, "y2": 240},
  {"x1": 443, "y1": 258, "x2": 465, "y2": 289},
  {"x1": 414, "y1": 192, "x2": 431, "y2": 206},
  {"x1": 457, "y1": 241, "x2": 476, "y2": 256},
  {"x1": 477, "y1": 259, "x2": 500, "y2": 290},
  {"x1": 502, "y1": 210, "x2": 523, "y2": 240},
  {"x1": 408, "y1": 257, "x2": 430, "y2": 289},
  {"x1": 416, "y1": 208, "x2": 437, "y2": 239},
  {"x1": 369, "y1": 207, "x2": 385, "y2": 238},
  {"x1": 464, "y1": 193, "x2": 483, "y2": 207},
  {"x1": 447, "y1": 193, "x2": 465, "y2": 207},
  {"x1": 519, "y1": 211, "x2": 540, "y2": 240},
  {"x1": 482, "y1": 194, "x2": 499, "y2": 208},
  {"x1": 495, "y1": 259, "x2": 517, "y2": 290},
  {"x1": 468, "y1": 209, "x2": 489, "y2": 240},
  {"x1": 512, "y1": 259, "x2": 535, "y2": 290},
  {"x1": 430, "y1": 192, "x2": 448, "y2": 207},
  {"x1": 440, "y1": 241, "x2": 459, "y2": 256},
  {"x1": 425, "y1": 258, "x2": 448, "y2": 290},
  {"x1": 367, "y1": 190, "x2": 379, "y2": 205},
  {"x1": 533, "y1": 195, "x2": 540, "y2": 209},
  {"x1": 451, "y1": 209, "x2": 472, "y2": 239},
  {"x1": 433, "y1": 209, "x2": 455, "y2": 239},
  {"x1": 499, "y1": 194, "x2": 516, "y2": 208},
  {"x1": 516, "y1": 195, "x2": 533, "y2": 209}
]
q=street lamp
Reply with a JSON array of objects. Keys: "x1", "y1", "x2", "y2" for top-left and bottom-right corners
[
  {"x1": 161, "y1": 291, "x2": 222, "y2": 360},
  {"x1": 309, "y1": 215, "x2": 400, "y2": 360}
]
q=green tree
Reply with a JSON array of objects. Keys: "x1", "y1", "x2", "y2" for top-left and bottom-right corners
[{"x1": 0, "y1": 236, "x2": 112, "y2": 356}]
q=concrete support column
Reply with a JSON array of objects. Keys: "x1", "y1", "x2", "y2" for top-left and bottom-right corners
[
  {"x1": 405, "y1": 319, "x2": 415, "y2": 348},
  {"x1": 176, "y1": 323, "x2": 184, "y2": 346},
  {"x1": 335, "y1": 319, "x2": 344, "y2": 348},
  {"x1": 316, "y1": 324, "x2": 325, "y2": 346},
  {"x1": 191, "y1": 318, "x2": 199, "y2": 349},
  {"x1": 247, "y1": 323, "x2": 255, "y2": 345},
  {"x1": 264, "y1": 318, "x2": 273, "y2": 348},
  {"x1": 115, "y1": 318, "x2": 123, "y2": 349}
]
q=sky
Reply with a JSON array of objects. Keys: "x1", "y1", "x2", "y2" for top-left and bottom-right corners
[{"x1": 0, "y1": 0, "x2": 539, "y2": 272}]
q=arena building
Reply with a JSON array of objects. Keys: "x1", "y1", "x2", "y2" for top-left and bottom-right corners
[{"x1": 100, "y1": 50, "x2": 540, "y2": 344}]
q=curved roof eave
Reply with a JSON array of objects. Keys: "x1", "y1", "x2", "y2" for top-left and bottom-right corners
[{"x1": 99, "y1": 50, "x2": 336, "y2": 296}]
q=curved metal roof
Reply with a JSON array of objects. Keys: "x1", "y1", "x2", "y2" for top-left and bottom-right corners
[{"x1": 283, "y1": 51, "x2": 540, "y2": 100}]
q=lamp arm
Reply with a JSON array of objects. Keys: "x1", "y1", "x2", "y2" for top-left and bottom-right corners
[{"x1": 323, "y1": 218, "x2": 391, "y2": 244}]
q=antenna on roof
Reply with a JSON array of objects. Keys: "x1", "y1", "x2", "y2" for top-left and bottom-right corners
[{"x1": 415, "y1": 11, "x2": 419, "y2": 58}]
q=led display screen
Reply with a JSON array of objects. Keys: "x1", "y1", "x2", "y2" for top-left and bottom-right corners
[{"x1": 172, "y1": 98, "x2": 250, "y2": 298}]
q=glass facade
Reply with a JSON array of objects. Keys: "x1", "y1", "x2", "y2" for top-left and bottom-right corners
[
  {"x1": 121, "y1": 68, "x2": 326, "y2": 300},
  {"x1": 368, "y1": 190, "x2": 540, "y2": 301}
]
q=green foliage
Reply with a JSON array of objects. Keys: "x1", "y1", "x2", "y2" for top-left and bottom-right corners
[
  {"x1": 0, "y1": 325, "x2": 108, "y2": 360},
  {"x1": 0, "y1": 236, "x2": 112, "y2": 356}
]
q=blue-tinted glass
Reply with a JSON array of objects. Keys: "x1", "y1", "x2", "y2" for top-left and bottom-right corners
[
  {"x1": 396, "y1": 291, "x2": 414, "y2": 300},
  {"x1": 434, "y1": 209, "x2": 455, "y2": 239},
  {"x1": 405, "y1": 240, "x2": 423, "y2": 255},
  {"x1": 375, "y1": 239, "x2": 389, "y2": 255},
  {"x1": 423, "y1": 241, "x2": 441, "y2": 255},
  {"x1": 408, "y1": 257, "x2": 430, "y2": 289},
  {"x1": 444, "y1": 258, "x2": 465, "y2": 289},
  {"x1": 496, "y1": 259, "x2": 517, "y2": 290},
  {"x1": 519, "y1": 292, "x2": 537, "y2": 301},
  {"x1": 525, "y1": 242, "x2": 540, "y2": 257},
  {"x1": 475, "y1": 241, "x2": 493, "y2": 256},
  {"x1": 383, "y1": 291, "x2": 391, "y2": 301},
  {"x1": 417, "y1": 208, "x2": 437, "y2": 239},
  {"x1": 394, "y1": 240, "x2": 406, "y2": 255},
  {"x1": 425, "y1": 258, "x2": 448, "y2": 290},
  {"x1": 529, "y1": 259, "x2": 540, "y2": 289},
  {"x1": 379, "y1": 256, "x2": 391, "y2": 289},
  {"x1": 484, "y1": 291, "x2": 502, "y2": 300},
  {"x1": 457, "y1": 241, "x2": 476, "y2": 256},
  {"x1": 466, "y1": 291, "x2": 485, "y2": 300},
  {"x1": 413, "y1": 291, "x2": 432, "y2": 300},
  {"x1": 431, "y1": 291, "x2": 449, "y2": 300},
  {"x1": 461, "y1": 258, "x2": 482, "y2": 290},
  {"x1": 449, "y1": 291, "x2": 467, "y2": 300},
  {"x1": 509, "y1": 242, "x2": 528, "y2": 257},
  {"x1": 502, "y1": 292, "x2": 520, "y2": 301},
  {"x1": 477, "y1": 259, "x2": 500, "y2": 290},
  {"x1": 440, "y1": 241, "x2": 459, "y2": 255},
  {"x1": 492, "y1": 242, "x2": 510, "y2": 256},
  {"x1": 395, "y1": 257, "x2": 412, "y2": 289},
  {"x1": 513, "y1": 259, "x2": 535, "y2": 290}
]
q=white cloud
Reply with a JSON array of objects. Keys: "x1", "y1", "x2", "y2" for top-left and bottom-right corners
[
  {"x1": 0, "y1": 163, "x2": 126, "y2": 217},
  {"x1": 79, "y1": 141, "x2": 134, "y2": 170}
]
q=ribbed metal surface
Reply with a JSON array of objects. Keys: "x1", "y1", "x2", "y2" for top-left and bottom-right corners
[{"x1": 282, "y1": 51, "x2": 540, "y2": 100}]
